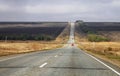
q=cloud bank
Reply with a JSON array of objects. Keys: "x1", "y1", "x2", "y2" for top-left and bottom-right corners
[{"x1": 0, "y1": 0, "x2": 120, "y2": 22}]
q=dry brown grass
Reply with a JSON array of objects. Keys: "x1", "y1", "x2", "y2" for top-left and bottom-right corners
[
  {"x1": 75, "y1": 32, "x2": 88, "y2": 43},
  {"x1": 98, "y1": 31, "x2": 120, "y2": 42},
  {"x1": 55, "y1": 24, "x2": 70, "y2": 43},
  {"x1": 0, "y1": 24, "x2": 70, "y2": 56},
  {"x1": 75, "y1": 31, "x2": 120, "y2": 67},
  {"x1": 75, "y1": 22, "x2": 120, "y2": 67},
  {"x1": 78, "y1": 42, "x2": 120, "y2": 56},
  {"x1": 77, "y1": 42, "x2": 120, "y2": 67},
  {"x1": 0, "y1": 41, "x2": 63, "y2": 56}
]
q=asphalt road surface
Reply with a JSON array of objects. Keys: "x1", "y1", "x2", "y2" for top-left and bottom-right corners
[{"x1": 0, "y1": 22, "x2": 120, "y2": 76}]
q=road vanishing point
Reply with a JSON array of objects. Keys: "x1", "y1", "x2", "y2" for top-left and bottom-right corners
[{"x1": 0, "y1": 22, "x2": 120, "y2": 76}]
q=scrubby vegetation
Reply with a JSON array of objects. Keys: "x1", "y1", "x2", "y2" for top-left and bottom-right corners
[
  {"x1": 75, "y1": 21, "x2": 120, "y2": 67},
  {"x1": 0, "y1": 34, "x2": 53, "y2": 41},
  {"x1": 76, "y1": 22, "x2": 110, "y2": 42},
  {"x1": 0, "y1": 22, "x2": 70, "y2": 56},
  {"x1": 87, "y1": 34, "x2": 109, "y2": 42},
  {"x1": 0, "y1": 42, "x2": 63, "y2": 56},
  {"x1": 78, "y1": 42, "x2": 120, "y2": 67},
  {"x1": 0, "y1": 22, "x2": 67, "y2": 41}
]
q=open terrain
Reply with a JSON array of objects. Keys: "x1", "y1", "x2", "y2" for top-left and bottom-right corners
[
  {"x1": 0, "y1": 22, "x2": 68, "y2": 40},
  {"x1": 0, "y1": 23, "x2": 119, "y2": 76},
  {"x1": 0, "y1": 22, "x2": 70, "y2": 56},
  {"x1": 75, "y1": 22, "x2": 120, "y2": 67}
]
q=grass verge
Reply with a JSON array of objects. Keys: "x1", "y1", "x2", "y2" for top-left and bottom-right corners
[
  {"x1": 77, "y1": 42, "x2": 120, "y2": 67},
  {"x1": 0, "y1": 24, "x2": 70, "y2": 56},
  {"x1": 0, "y1": 41, "x2": 64, "y2": 56}
]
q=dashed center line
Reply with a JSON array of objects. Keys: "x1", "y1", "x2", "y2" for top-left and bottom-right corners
[
  {"x1": 55, "y1": 55, "x2": 58, "y2": 57},
  {"x1": 39, "y1": 62, "x2": 47, "y2": 68}
]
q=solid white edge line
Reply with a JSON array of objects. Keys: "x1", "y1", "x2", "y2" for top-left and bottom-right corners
[
  {"x1": 84, "y1": 52, "x2": 120, "y2": 76},
  {"x1": 39, "y1": 62, "x2": 47, "y2": 68}
]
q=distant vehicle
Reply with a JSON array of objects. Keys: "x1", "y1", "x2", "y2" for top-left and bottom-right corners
[{"x1": 71, "y1": 43, "x2": 74, "y2": 46}]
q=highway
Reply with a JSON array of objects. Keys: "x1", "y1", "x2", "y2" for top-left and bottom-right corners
[{"x1": 0, "y1": 22, "x2": 120, "y2": 76}]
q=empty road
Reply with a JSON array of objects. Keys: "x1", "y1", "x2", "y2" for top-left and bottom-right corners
[{"x1": 0, "y1": 22, "x2": 120, "y2": 76}]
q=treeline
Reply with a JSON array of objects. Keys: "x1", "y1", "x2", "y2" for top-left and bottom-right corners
[
  {"x1": 78, "y1": 22, "x2": 95, "y2": 33},
  {"x1": 0, "y1": 34, "x2": 53, "y2": 41},
  {"x1": 76, "y1": 22, "x2": 110, "y2": 42},
  {"x1": 0, "y1": 26, "x2": 66, "y2": 40},
  {"x1": 84, "y1": 22, "x2": 120, "y2": 31}
]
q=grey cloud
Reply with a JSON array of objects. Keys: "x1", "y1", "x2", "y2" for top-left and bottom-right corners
[{"x1": 0, "y1": 0, "x2": 120, "y2": 22}]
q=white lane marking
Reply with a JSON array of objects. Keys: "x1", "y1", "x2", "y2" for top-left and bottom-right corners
[
  {"x1": 55, "y1": 55, "x2": 58, "y2": 57},
  {"x1": 39, "y1": 62, "x2": 47, "y2": 68},
  {"x1": 85, "y1": 52, "x2": 120, "y2": 76}
]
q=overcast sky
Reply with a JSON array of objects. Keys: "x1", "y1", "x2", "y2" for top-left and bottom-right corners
[{"x1": 0, "y1": 0, "x2": 120, "y2": 22}]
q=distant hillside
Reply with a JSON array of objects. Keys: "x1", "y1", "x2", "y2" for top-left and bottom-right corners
[
  {"x1": 85, "y1": 22, "x2": 120, "y2": 31},
  {"x1": 0, "y1": 22, "x2": 68, "y2": 41},
  {"x1": 0, "y1": 22, "x2": 67, "y2": 28},
  {"x1": 75, "y1": 22, "x2": 120, "y2": 42}
]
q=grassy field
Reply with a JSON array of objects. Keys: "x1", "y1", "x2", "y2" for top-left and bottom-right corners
[
  {"x1": 0, "y1": 41, "x2": 63, "y2": 56},
  {"x1": 77, "y1": 42, "x2": 120, "y2": 67},
  {"x1": 0, "y1": 22, "x2": 70, "y2": 56},
  {"x1": 0, "y1": 22, "x2": 67, "y2": 40},
  {"x1": 75, "y1": 22, "x2": 120, "y2": 67}
]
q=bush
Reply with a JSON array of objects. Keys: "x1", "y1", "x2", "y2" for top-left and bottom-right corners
[
  {"x1": 87, "y1": 31, "x2": 96, "y2": 34},
  {"x1": 107, "y1": 47, "x2": 112, "y2": 51},
  {"x1": 88, "y1": 34, "x2": 109, "y2": 42}
]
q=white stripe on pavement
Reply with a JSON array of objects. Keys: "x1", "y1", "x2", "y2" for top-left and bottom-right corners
[
  {"x1": 39, "y1": 62, "x2": 47, "y2": 68},
  {"x1": 55, "y1": 55, "x2": 58, "y2": 57},
  {"x1": 85, "y1": 52, "x2": 120, "y2": 76}
]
